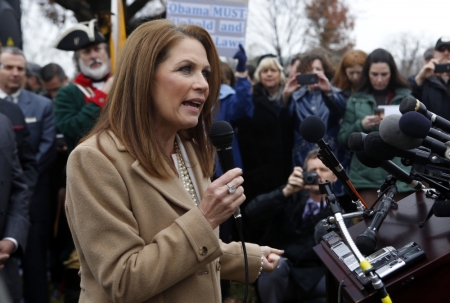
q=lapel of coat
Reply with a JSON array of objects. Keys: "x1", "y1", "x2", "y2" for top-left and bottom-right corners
[{"x1": 126, "y1": 134, "x2": 208, "y2": 211}]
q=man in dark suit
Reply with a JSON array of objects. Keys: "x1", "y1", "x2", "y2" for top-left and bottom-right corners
[
  {"x1": 0, "y1": 113, "x2": 30, "y2": 303},
  {"x1": 0, "y1": 46, "x2": 56, "y2": 303},
  {"x1": 245, "y1": 149, "x2": 336, "y2": 303},
  {"x1": 0, "y1": 98, "x2": 38, "y2": 198}
]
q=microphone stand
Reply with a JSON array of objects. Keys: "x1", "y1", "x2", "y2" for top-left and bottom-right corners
[
  {"x1": 320, "y1": 181, "x2": 392, "y2": 303},
  {"x1": 316, "y1": 141, "x2": 368, "y2": 210}
]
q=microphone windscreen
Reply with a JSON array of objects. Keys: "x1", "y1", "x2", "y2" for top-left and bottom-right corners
[
  {"x1": 300, "y1": 115, "x2": 326, "y2": 143},
  {"x1": 379, "y1": 115, "x2": 423, "y2": 149},
  {"x1": 209, "y1": 121, "x2": 234, "y2": 148},
  {"x1": 399, "y1": 96, "x2": 418, "y2": 114},
  {"x1": 355, "y1": 152, "x2": 383, "y2": 168},
  {"x1": 355, "y1": 230, "x2": 377, "y2": 255},
  {"x1": 433, "y1": 200, "x2": 450, "y2": 217},
  {"x1": 363, "y1": 132, "x2": 397, "y2": 160},
  {"x1": 399, "y1": 111, "x2": 432, "y2": 139},
  {"x1": 348, "y1": 132, "x2": 366, "y2": 151}
]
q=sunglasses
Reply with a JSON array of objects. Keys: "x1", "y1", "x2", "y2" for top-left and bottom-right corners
[{"x1": 437, "y1": 46, "x2": 450, "y2": 52}]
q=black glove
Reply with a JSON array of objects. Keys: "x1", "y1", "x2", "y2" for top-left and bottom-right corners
[{"x1": 233, "y1": 44, "x2": 247, "y2": 72}]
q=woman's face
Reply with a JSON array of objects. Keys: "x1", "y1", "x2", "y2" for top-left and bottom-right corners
[
  {"x1": 369, "y1": 62, "x2": 391, "y2": 91},
  {"x1": 345, "y1": 64, "x2": 363, "y2": 88},
  {"x1": 152, "y1": 38, "x2": 211, "y2": 135},
  {"x1": 309, "y1": 59, "x2": 324, "y2": 74},
  {"x1": 260, "y1": 64, "x2": 281, "y2": 91}
]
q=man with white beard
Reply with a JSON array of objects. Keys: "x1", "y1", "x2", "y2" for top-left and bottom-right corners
[
  {"x1": 409, "y1": 37, "x2": 450, "y2": 121},
  {"x1": 54, "y1": 19, "x2": 114, "y2": 152},
  {"x1": 52, "y1": 19, "x2": 113, "y2": 303}
]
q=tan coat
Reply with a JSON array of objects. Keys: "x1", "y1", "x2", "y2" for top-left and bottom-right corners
[{"x1": 65, "y1": 131, "x2": 262, "y2": 303}]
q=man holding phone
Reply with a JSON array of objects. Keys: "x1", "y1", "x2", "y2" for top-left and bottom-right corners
[{"x1": 409, "y1": 37, "x2": 450, "y2": 120}]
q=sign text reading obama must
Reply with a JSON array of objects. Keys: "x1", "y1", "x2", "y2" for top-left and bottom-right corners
[{"x1": 168, "y1": 3, "x2": 247, "y2": 19}]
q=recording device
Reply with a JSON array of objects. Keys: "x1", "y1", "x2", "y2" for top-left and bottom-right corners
[
  {"x1": 303, "y1": 171, "x2": 318, "y2": 185},
  {"x1": 209, "y1": 121, "x2": 240, "y2": 218},
  {"x1": 374, "y1": 107, "x2": 385, "y2": 117},
  {"x1": 355, "y1": 185, "x2": 397, "y2": 255},
  {"x1": 434, "y1": 63, "x2": 450, "y2": 73},
  {"x1": 323, "y1": 232, "x2": 426, "y2": 288},
  {"x1": 296, "y1": 73, "x2": 319, "y2": 85},
  {"x1": 400, "y1": 97, "x2": 450, "y2": 134}
]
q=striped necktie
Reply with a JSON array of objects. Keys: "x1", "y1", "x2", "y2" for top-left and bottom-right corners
[{"x1": 303, "y1": 202, "x2": 320, "y2": 220}]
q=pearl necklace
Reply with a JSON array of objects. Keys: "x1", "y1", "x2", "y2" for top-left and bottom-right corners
[{"x1": 174, "y1": 141, "x2": 198, "y2": 206}]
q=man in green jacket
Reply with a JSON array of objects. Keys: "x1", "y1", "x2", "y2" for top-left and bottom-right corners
[{"x1": 54, "y1": 19, "x2": 113, "y2": 152}]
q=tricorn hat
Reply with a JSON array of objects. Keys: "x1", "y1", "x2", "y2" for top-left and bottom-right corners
[{"x1": 54, "y1": 19, "x2": 106, "y2": 51}]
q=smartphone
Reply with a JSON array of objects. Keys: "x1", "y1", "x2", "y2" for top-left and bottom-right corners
[
  {"x1": 296, "y1": 73, "x2": 319, "y2": 85},
  {"x1": 434, "y1": 63, "x2": 450, "y2": 73},
  {"x1": 374, "y1": 107, "x2": 385, "y2": 117}
]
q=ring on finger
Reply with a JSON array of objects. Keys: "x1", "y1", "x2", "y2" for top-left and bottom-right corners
[{"x1": 227, "y1": 183, "x2": 237, "y2": 194}]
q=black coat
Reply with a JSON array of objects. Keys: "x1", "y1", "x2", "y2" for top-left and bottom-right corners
[
  {"x1": 237, "y1": 83, "x2": 294, "y2": 203},
  {"x1": 0, "y1": 113, "x2": 30, "y2": 301},
  {"x1": 245, "y1": 188, "x2": 332, "y2": 294},
  {"x1": 0, "y1": 99, "x2": 38, "y2": 199},
  {"x1": 408, "y1": 75, "x2": 450, "y2": 121}
]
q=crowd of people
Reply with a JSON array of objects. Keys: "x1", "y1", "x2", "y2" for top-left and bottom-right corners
[{"x1": 0, "y1": 17, "x2": 450, "y2": 303}]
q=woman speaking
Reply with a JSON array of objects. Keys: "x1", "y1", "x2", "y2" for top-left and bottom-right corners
[{"x1": 64, "y1": 20, "x2": 282, "y2": 303}]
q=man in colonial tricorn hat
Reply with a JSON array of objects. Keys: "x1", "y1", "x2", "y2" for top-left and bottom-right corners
[
  {"x1": 53, "y1": 19, "x2": 114, "y2": 153},
  {"x1": 52, "y1": 19, "x2": 113, "y2": 303}
]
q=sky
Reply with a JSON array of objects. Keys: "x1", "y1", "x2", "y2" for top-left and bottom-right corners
[
  {"x1": 20, "y1": 0, "x2": 449, "y2": 79},
  {"x1": 350, "y1": 0, "x2": 447, "y2": 53}
]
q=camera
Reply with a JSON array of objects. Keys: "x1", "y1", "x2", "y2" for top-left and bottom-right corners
[
  {"x1": 296, "y1": 73, "x2": 319, "y2": 86},
  {"x1": 303, "y1": 171, "x2": 318, "y2": 185},
  {"x1": 434, "y1": 63, "x2": 450, "y2": 73}
]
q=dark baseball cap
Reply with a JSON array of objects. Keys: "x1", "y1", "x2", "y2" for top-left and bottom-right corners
[{"x1": 435, "y1": 37, "x2": 450, "y2": 50}]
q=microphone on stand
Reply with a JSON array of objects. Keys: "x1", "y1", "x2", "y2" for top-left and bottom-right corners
[
  {"x1": 299, "y1": 115, "x2": 368, "y2": 208},
  {"x1": 400, "y1": 96, "x2": 450, "y2": 133},
  {"x1": 355, "y1": 185, "x2": 397, "y2": 255}
]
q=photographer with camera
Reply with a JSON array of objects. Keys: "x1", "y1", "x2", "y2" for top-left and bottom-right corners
[
  {"x1": 409, "y1": 37, "x2": 450, "y2": 121},
  {"x1": 244, "y1": 149, "x2": 336, "y2": 303}
]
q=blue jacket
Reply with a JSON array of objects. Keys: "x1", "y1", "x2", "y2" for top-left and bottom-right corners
[
  {"x1": 214, "y1": 77, "x2": 253, "y2": 177},
  {"x1": 289, "y1": 86, "x2": 349, "y2": 196}
]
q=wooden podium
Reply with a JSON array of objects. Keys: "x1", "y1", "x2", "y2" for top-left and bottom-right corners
[{"x1": 314, "y1": 191, "x2": 450, "y2": 303}]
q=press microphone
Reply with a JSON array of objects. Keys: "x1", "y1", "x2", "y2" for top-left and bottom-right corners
[
  {"x1": 432, "y1": 200, "x2": 450, "y2": 217},
  {"x1": 399, "y1": 111, "x2": 450, "y2": 144},
  {"x1": 379, "y1": 114, "x2": 422, "y2": 149},
  {"x1": 355, "y1": 152, "x2": 424, "y2": 190},
  {"x1": 355, "y1": 185, "x2": 397, "y2": 255},
  {"x1": 379, "y1": 114, "x2": 448, "y2": 157},
  {"x1": 347, "y1": 132, "x2": 367, "y2": 152},
  {"x1": 209, "y1": 121, "x2": 240, "y2": 218},
  {"x1": 300, "y1": 116, "x2": 367, "y2": 207},
  {"x1": 400, "y1": 97, "x2": 450, "y2": 133}
]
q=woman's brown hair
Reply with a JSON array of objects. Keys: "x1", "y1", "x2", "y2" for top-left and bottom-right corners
[
  {"x1": 333, "y1": 50, "x2": 368, "y2": 91},
  {"x1": 297, "y1": 51, "x2": 335, "y2": 80},
  {"x1": 81, "y1": 19, "x2": 221, "y2": 179}
]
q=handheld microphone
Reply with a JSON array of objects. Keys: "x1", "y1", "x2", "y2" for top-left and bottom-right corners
[
  {"x1": 399, "y1": 111, "x2": 450, "y2": 144},
  {"x1": 355, "y1": 185, "x2": 397, "y2": 255},
  {"x1": 355, "y1": 152, "x2": 424, "y2": 190},
  {"x1": 400, "y1": 97, "x2": 450, "y2": 133},
  {"x1": 300, "y1": 116, "x2": 367, "y2": 207},
  {"x1": 209, "y1": 121, "x2": 240, "y2": 218}
]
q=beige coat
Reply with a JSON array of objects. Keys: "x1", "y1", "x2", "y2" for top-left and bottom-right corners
[{"x1": 65, "y1": 131, "x2": 262, "y2": 303}]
